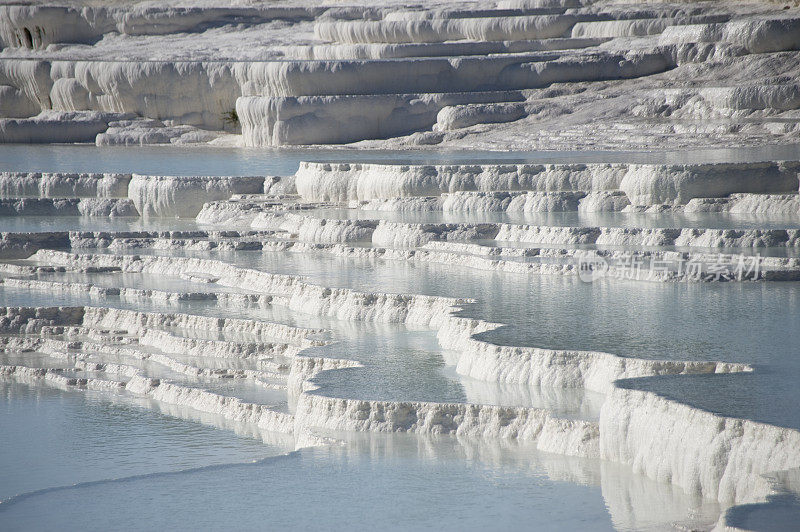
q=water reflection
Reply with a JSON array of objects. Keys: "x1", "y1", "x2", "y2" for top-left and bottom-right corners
[{"x1": 2, "y1": 143, "x2": 799, "y2": 175}]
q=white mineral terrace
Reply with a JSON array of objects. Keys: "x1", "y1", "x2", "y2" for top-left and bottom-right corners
[
  {"x1": 1, "y1": 0, "x2": 800, "y2": 530},
  {"x1": 0, "y1": 0, "x2": 799, "y2": 150}
]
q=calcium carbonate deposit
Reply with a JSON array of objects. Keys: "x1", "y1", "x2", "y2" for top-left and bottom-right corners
[{"x1": 1, "y1": 0, "x2": 800, "y2": 530}]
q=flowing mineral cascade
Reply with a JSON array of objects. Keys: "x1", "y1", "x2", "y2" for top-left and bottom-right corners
[{"x1": 1, "y1": 0, "x2": 800, "y2": 530}]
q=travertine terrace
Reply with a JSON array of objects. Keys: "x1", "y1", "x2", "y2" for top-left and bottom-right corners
[{"x1": 1, "y1": 0, "x2": 800, "y2": 530}]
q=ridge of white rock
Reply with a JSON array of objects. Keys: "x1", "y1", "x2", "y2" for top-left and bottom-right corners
[
  {"x1": 294, "y1": 162, "x2": 627, "y2": 201},
  {"x1": 95, "y1": 119, "x2": 222, "y2": 146},
  {"x1": 0, "y1": 172, "x2": 131, "y2": 198},
  {"x1": 439, "y1": 320, "x2": 751, "y2": 394},
  {"x1": 196, "y1": 200, "x2": 274, "y2": 226},
  {"x1": 294, "y1": 392, "x2": 600, "y2": 457},
  {"x1": 0, "y1": 47, "x2": 671, "y2": 143},
  {"x1": 0, "y1": 110, "x2": 135, "y2": 143},
  {"x1": 0, "y1": 229, "x2": 282, "y2": 259},
  {"x1": 314, "y1": 15, "x2": 579, "y2": 44},
  {"x1": 10, "y1": 248, "x2": 757, "y2": 395},
  {"x1": 0, "y1": 197, "x2": 137, "y2": 217},
  {"x1": 0, "y1": 172, "x2": 269, "y2": 217},
  {"x1": 0, "y1": 276, "x2": 280, "y2": 306},
  {"x1": 11, "y1": 228, "x2": 789, "y2": 284},
  {"x1": 601, "y1": 385, "x2": 800, "y2": 504},
  {"x1": 293, "y1": 161, "x2": 800, "y2": 206},
  {"x1": 0, "y1": 364, "x2": 298, "y2": 436},
  {"x1": 277, "y1": 37, "x2": 609, "y2": 60},
  {"x1": 205, "y1": 188, "x2": 798, "y2": 221},
  {"x1": 234, "y1": 48, "x2": 672, "y2": 146},
  {"x1": 0, "y1": 359, "x2": 602, "y2": 455},
  {"x1": 250, "y1": 210, "x2": 800, "y2": 250},
  {"x1": 237, "y1": 91, "x2": 525, "y2": 146},
  {"x1": 0, "y1": 4, "x2": 327, "y2": 50},
  {"x1": 2, "y1": 308, "x2": 609, "y2": 456},
  {"x1": 434, "y1": 102, "x2": 529, "y2": 131},
  {"x1": 0, "y1": 304, "x2": 320, "y2": 345},
  {"x1": 494, "y1": 223, "x2": 800, "y2": 248},
  {"x1": 0, "y1": 59, "x2": 241, "y2": 129},
  {"x1": 573, "y1": 18, "x2": 676, "y2": 38},
  {"x1": 395, "y1": 190, "x2": 606, "y2": 212},
  {"x1": 684, "y1": 194, "x2": 800, "y2": 215},
  {"x1": 658, "y1": 16, "x2": 800, "y2": 54},
  {"x1": 83, "y1": 306, "x2": 321, "y2": 346},
  {"x1": 64, "y1": 233, "x2": 800, "y2": 281},
  {"x1": 135, "y1": 376, "x2": 296, "y2": 434},
  {"x1": 0, "y1": 333, "x2": 289, "y2": 386},
  {"x1": 138, "y1": 328, "x2": 301, "y2": 361},
  {"x1": 29, "y1": 250, "x2": 470, "y2": 326},
  {"x1": 0, "y1": 364, "x2": 127, "y2": 392},
  {"x1": 0, "y1": 231, "x2": 70, "y2": 259},
  {"x1": 127, "y1": 174, "x2": 265, "y2": 218}
]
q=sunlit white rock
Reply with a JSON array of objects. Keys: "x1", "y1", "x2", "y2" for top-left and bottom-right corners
[
  {"x1": 127, "y1": 175, "x2": 264, "y2": 217},
  {"x1": 0, "y1": 172, "x2": 131, "y2": 198}
]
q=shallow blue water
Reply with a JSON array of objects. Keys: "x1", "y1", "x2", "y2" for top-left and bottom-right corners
[
  {"x1": 0, "y1": 216, "x2": 201, "y2": 233},
  {"x1": 0, "y1": 380, "x2": 285, "y2": 502},
  {"x1": 1, "y1": 143, "x2": 799, "y2": 175},
  {"x1": 2, "y1": 443, "x2": 613, "y2": 532},
  {"x1": 0, "y1": 405, "x2": 716, "y2": 532},
  {"x1": 1, "y1": 144, "x2": 798, "y2": 530},
  {"x1": 8, "y1": 245, "x2": 800, "y2": 428}
]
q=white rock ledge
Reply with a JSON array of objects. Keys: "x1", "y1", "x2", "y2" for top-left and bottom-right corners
[{"x1": 294, "y1": 161, "x2": 800, "y2": 206}]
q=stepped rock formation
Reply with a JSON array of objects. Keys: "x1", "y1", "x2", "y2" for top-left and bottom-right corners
[
  {"x1": 0, "y1": 0, "x2": 799, "y2": 149},
  {"x1": 2, "y1": 0, "x2": 800, "y2": 529}
]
